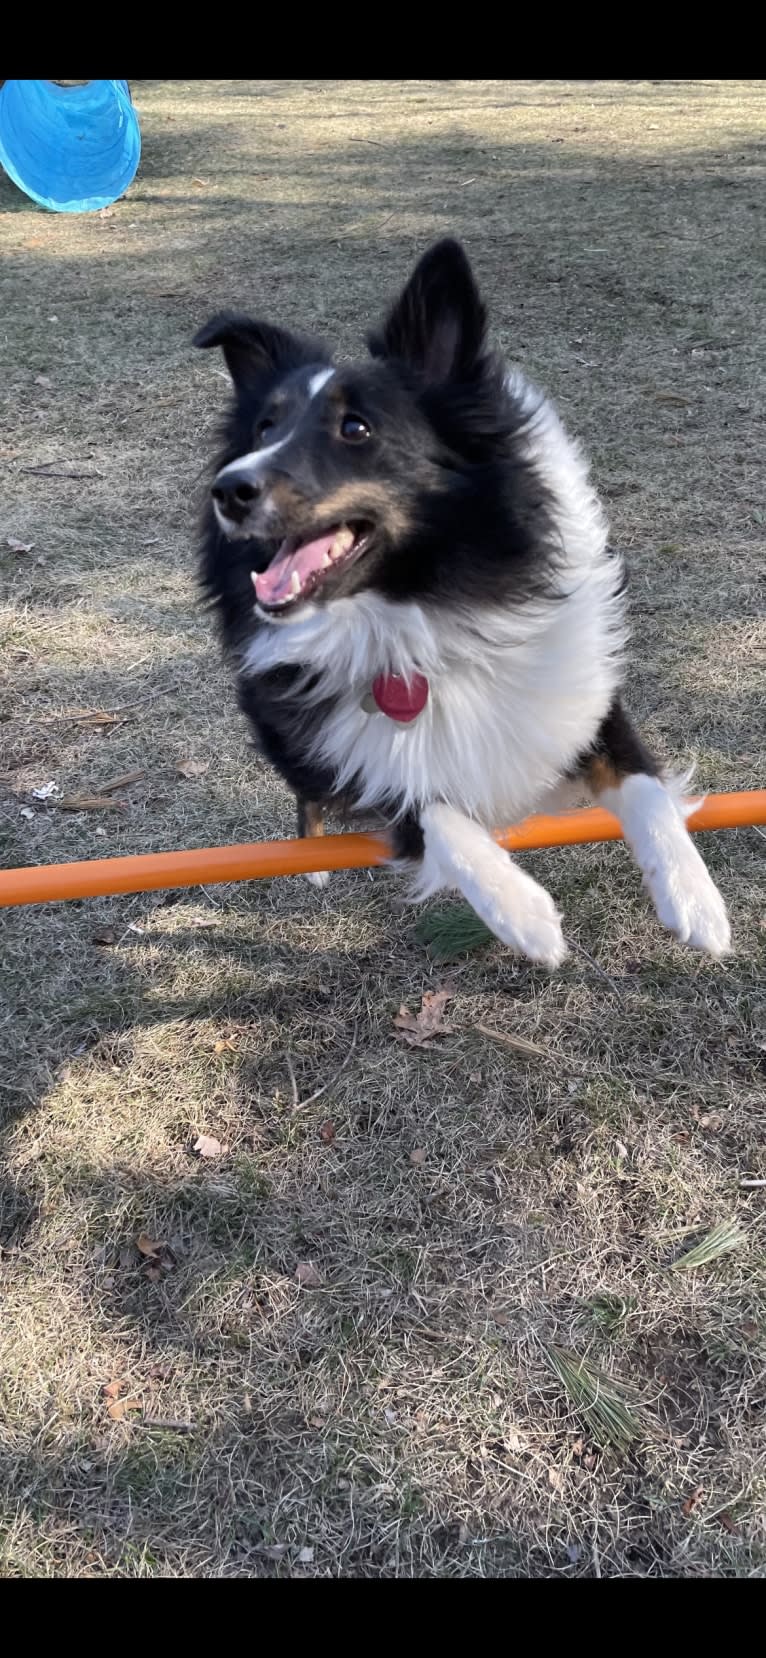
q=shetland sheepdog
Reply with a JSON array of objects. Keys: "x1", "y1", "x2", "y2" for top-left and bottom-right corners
[{"x1": 195, "y1": 239, "x2": 729, "y2": 965}]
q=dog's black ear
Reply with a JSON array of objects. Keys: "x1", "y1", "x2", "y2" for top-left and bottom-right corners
[
  {"x1": 193, "y1": 312, "x2": 315, "y2": 390},
  {"x1": 368, "y1": 239, "x2": 487, "y2": 384}
]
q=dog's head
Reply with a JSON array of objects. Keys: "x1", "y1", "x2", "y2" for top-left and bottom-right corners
[{"x1": 195, "y1": 240, "x2": 511, "y2": 619}]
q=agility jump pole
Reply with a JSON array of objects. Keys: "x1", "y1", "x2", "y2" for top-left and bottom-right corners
[{"x1": 0, "y1": 790, "x2": 763, "y2": 911}]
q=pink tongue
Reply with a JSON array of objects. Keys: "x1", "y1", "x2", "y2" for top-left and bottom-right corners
[{"x1": 254, "y1": 533, "x2": 337, "y2": 606}]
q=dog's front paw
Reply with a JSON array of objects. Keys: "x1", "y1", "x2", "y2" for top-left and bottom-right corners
[
  {"x1": 486, "y1": 865, "x2": 568, "y2": 968},
  {"x1": 417, "y1": 803, "x2": 567, "y2": 969},
  {"x1": 304, "y1": 869, "x2": 331, "y2": 892},
  {"x1": 643, "y1": 836, "x2": 730, "y2": 956}
]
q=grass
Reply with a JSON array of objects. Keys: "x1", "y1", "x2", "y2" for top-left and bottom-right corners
[
  {"x1": 1, "y1": 80, "x2": 765, "y2": 1578},
  {"x1": 670, "y1": 1220, "x2": 747, "y2": 1273},
  {"x1": 543, "y1": 1345, "x2": 648, "y2": 1456},
  {"x1": 416, "y1": 902, "x2": 494, "y2": 963}
]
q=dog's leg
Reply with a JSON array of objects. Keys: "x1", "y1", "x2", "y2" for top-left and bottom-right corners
[
  {"x1": 581, "y1": 699, "x2": 730, "y2": 955},
  {"x1": 297, "y1": 796, "x2": 330, "y2": 891},
  {"x1": 393, "y1": 805, "x2": 567, "y2": 968}
]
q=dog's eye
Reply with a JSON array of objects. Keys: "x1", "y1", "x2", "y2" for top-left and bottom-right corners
[
  {"x1": 340, "y1": 414, "x2": 371, "y2": 444},
  {"x1": 256, "y1": 418, "x2": 276, "y2": 443}
]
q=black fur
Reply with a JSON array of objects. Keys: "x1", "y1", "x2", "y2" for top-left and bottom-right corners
[{"x1": 580, "y1": 697, "x2": 661, "y2": 781}]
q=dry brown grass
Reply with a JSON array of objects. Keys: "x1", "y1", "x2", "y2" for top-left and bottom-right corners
[{"x1": 1, "y1": 80, "x2": 765, "y2": 1579}]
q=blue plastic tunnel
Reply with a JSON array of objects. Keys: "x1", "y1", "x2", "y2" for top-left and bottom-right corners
[{"x1": 0, "y1": 80, "x2": 141, "y2": 213}]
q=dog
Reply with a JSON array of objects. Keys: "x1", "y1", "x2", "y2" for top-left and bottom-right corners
[{"x1": 194, "y1": 238, "x2": 730, "y2": 967}]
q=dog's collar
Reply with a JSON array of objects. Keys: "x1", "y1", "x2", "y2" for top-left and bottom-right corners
[{"x1": 361, "y1": 672, "x2": 429, "y2": 724}]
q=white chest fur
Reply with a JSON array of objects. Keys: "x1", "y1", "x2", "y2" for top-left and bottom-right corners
[{"x1": 243, "y1": 560, "x2": 625, "y2": 825}]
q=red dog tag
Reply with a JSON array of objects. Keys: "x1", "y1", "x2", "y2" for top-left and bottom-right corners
[{"x1": 370, "y1": 672, "x2": 429, "y2": 723}]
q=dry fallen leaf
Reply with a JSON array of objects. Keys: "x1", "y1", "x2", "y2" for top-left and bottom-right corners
[
  {"x1": 741, "y1": 1320, "x2": 759, "y2": 1341},
  {"x1": 107, "y1": 1397, "x2": 142, "y2": 1421},
  {"x1": 213, "y1": 1037, "x2": 237, "y2": 1054},
  {"x1": 34, "y1": 373, "x2": 52, "y2": 388},
  {"x1": 95, "y1": 770, "x2": 146, "y2": 795},
  {"x1": 6, "y1": 536, "x2": 35, "y2": 553},
  {"x1": 59, "y1": 794, "x2": 127, "y2": 812},
  {"x1": 318, "y1": 1119, "x2": 336, "y2": 1144},
  {"x1": 102, "y1": 1379, "x2": 125, "y2": 1401},
  {"x1": 92, "y1": 928, "x2": 117, "y2": 948},
  {"x1": 147, "y1": 1363, "x2": 174, "y2": 1381},
  {"x1": 393, "y1": 988, "x2": 454, "y2": 1048},
  {"x1": 193, "y1": 1134, "x2": 227, "y2": 1159},
  {"x1": 652, "y1": 390, "x2": 690, "y2": 406},
  {"x1": 409, "y1": 1147, "x2": 427, "y2": 1166},
  {"x1": 692, "y1": 1104, "x2": 723, "y2": 1131},
  {"x1": 69, "y1": 710, "x2": 122, "y2": 728},
  {"x1": 548, "y1": 1466, "x2": 565, "y2": 1492},
  {"x1": 718, "y1": 1510, "x2": 741, "y2": 1536},
  {"x1": 136, "y1": 1233, "x2": 163, "y2": 1259},
  {"x1": 296, "y1": 1546, "x2": 314, "y2": 1565},
  {"x1": 295, "y1": 1261, "x2": 322, "y2": 1288},
  {"x1": 474, "y1": 1023, "x2": 547, "y2": 1058},
  {"x1": 682, "y1": 1486, "x2": 705, "y2": 1517},
  {"x1": 19, "y1": 806, "x2": 35, "y2": 821},
  {"x1": 176, "y1": 757, "x2": 209, "y2": 779},
  {"x1": 147, "y1": 1240, "x2": 177, "y2": 1278}
]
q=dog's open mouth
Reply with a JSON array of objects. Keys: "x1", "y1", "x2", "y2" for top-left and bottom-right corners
[{"x1": 252, "y1": 521, "x2": 371, "y2": 612}]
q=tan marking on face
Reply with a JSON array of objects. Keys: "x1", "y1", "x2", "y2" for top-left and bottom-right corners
[
  {"x1": 310, "y1": 483, "x2": 413, "y2": 540},
  {"x1": 264, "y1": 478, "x2": 311, "y2": 519}
]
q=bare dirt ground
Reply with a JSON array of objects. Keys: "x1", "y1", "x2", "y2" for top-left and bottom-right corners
[{"x1": 1, "y1": 80, "x2": 764, "y2": 1578}]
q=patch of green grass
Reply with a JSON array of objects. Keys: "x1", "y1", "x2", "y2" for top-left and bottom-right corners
[
  {"x1": 543, "y1": 1345, "x2": 650, "y2": 1456},
  {"x1": 670, "y1": 1220, "x2": 746, "y2": 1273},
  {"x1": 416, "y1": 902, "x2": 494, "y2": 962},
  {"x1": 588, "y1": 1293, "x2": 636, "y2": 1337}
]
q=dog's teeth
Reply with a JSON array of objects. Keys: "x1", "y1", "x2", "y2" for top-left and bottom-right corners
[
  {"x1": 322, "y1": 552, "x2": 332, "y2": 568},
  {"x1": 289, "y1": 570, "x2": 301, "y2": 597},
  {"x1": 331, "y1": 527, "x2": 355, "y2": 560},
  {"x1": 250, "y1": 570, "x2": 259, "y2": 590}
]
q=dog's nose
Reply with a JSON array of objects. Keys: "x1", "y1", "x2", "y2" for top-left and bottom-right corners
[{"x1": 211, "y1": 469, "x2": 261, "y2": 524}]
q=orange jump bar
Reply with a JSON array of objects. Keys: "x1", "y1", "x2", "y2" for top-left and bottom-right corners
[{"x1": 0, "y1": 790, "x2": 763, "y2": 910}]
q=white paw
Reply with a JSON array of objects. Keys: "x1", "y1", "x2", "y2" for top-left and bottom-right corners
[
  {"x1": 418, "y1": 804, "x2": 567, "y2": 969},
  {"x1": 481, "y1": 862, "x2": 568, "y2": 968},
  {"x1": 304, "y1": 869, "x2": 330, "y2": 891},
  {"x1": 642, "y1": 834, "x2": 730, "y2": 956},
  {"x1": 601, "y1": 774, "x2": 731, "y2": 959}
]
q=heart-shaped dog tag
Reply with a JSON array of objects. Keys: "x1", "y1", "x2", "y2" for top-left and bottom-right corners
[{"x1": 370, "y1": 672, "x2": 429, "y2": 723}]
